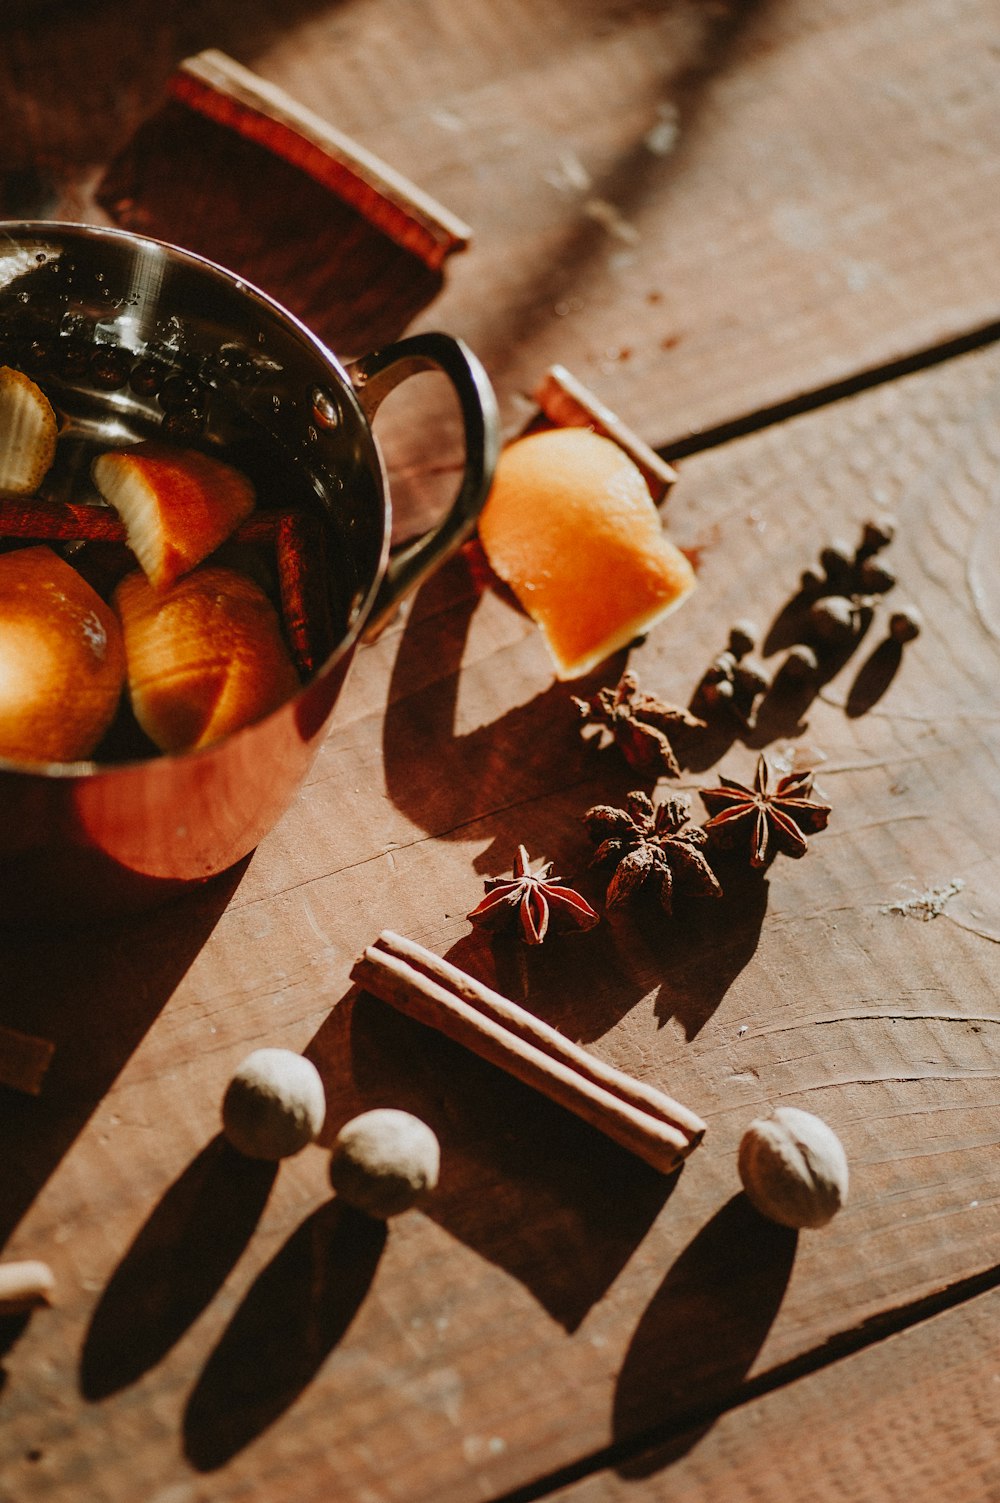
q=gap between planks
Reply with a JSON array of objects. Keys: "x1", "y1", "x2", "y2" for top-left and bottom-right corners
[
  {"x1": 486, "y1": 1254, "x2": 1000, "y2": 1503},
  {"x1": 658, "y1": 316, "x2": 1000, "y2": 462}
]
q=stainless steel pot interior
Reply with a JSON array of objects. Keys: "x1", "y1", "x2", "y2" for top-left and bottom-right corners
[
  {"x1": 0, "y1": 222, "x2": 498, "y2": 911},
  {"x1": 0, "y1": 219, "x2": 387, "y2": 695}
]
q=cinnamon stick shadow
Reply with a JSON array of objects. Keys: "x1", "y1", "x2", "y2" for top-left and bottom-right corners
[{"x1": 307, "y1": 987, "x2": 678, "y2": 1333}]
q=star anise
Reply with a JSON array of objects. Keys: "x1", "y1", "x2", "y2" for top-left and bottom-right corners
[
  {"x1": 699, "y1": 755, "x2": 831, "y2": 868},
  {"x1": 583, "y1": 790, "x2": 723, "y2": 914},
  {"x1": 573, "y1": 671, "x2": 706, "y2": 778},
  {"x1": 467, "y1": 845, "x2": 599, "y2": 945}
]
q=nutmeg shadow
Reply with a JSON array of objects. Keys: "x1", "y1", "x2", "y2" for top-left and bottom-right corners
[
  {"x1": 612, "y1": 1194, "x2": 796, "y2": 1477},
  {"x1": 306, "y1": 985, "x2": 679, "y2": 1333},
  {"x1": 183, "y1": 1200, "x2": 386, "y2": 1471},
  {"x1": 0, "y1": 1309, "x2": 32, "y2": 1400},
  {"x1": 0, "y1": 861, "x2": 249, "y2": 1252},
  {"x1": 80, "y1": 1135, "x2": 276, "y2": 1400}
]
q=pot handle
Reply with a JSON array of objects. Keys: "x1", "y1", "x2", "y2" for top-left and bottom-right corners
[{"x1": 345, "y1": 332, "x2": 500, "y2": 640}]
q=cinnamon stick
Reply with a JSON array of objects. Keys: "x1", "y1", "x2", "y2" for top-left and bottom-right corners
[
  {"x1": 351, "y1": 931, "x2": 705, "y2": 1174},
  {"x1": 531, "y1": 364, "x2": 678, "y2": 503}
]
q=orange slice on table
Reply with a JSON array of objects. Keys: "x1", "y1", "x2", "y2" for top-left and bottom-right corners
[{"x1": 477, "y1": 426, "x2": 695, "y2": 679}]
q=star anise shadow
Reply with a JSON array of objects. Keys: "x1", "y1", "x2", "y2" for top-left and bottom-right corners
[
  {"x1": 598, "y1": 860, "x2": 770, "y2": 1042},
  {"x1": 304, "y1": 975, "x2": 679, "y2": 1334}
]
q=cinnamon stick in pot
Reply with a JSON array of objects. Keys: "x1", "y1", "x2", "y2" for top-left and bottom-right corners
[{"x1": 350, "y1": 931, "x2": 705, "y2": 1175}]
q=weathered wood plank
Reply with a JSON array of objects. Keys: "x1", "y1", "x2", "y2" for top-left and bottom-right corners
[
  {"x1": 2, "y1": 339, "x2": 999, "y2": 1501},
  {"x1": 543, "y1": 1283, "x2": 1000, "y2": 1503},
  {"x1": 3, "y1": 0, "x2": 998, "y2": 450},
  {"x1": 260, "y1": 0, "x2": 1000, "y2": 447}
]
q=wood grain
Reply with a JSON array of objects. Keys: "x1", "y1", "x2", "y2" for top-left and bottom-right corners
[
  {"x1": 543, "y1": 1282, "x2": 1000, "y2": 1502},
  {"x1": 3, "y1": 0, "x2": 998, "y2": 440},
  {"x1": 2, "y1": 334, "x2": 998, "y2": 1502},
  {"x1": 252, "y1": 0, "x2": 1000, "y2": 444},
  {"x1": 2, "y1": 3, "x2": 999, "y2": 1499}
]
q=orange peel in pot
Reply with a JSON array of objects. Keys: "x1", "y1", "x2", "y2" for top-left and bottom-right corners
[{"x1": 477, "y1": 426, "x2": 695, "y2": 679}]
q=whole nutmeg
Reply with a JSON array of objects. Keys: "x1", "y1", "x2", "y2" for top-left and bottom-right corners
[
  {"x1": 330, "y1": 1108, "x2": 440, "y2": 1219},
  {"x1": 222, "y1": 1048, "x2": 326, "y2": 1161},
  {"x1": 738, "y1": 1106, "x2": 848, "y2": 1229}
]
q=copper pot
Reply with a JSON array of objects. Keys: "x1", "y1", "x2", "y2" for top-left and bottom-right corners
[{"x1": 0, "y1": 222, "x2": 499, "y2": 918}]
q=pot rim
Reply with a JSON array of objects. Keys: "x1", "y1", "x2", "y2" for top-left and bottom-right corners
[{"x1": 0, "y1": 218, "x2": 392, "y2": 782}]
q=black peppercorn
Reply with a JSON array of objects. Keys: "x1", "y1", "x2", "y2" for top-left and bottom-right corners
[
  {"x1": 889, "y1": 606, "x2": 922, "y2": 643},
  {"x1": 857, "y1": 556, "x2": 896, "y2": 594},
  {"x1": 779, "y1": 643, "x2": 819, "y2": 683},
  {"x1": 819, "y1": 541, "x2": 854, "y2": 583},
  {"x1": 858, "y1": 515, "x2": 896, "y2": 555},
  {"x1": 728, "y1": 619, "x2": 758, "y2": 658},
  {"x1": 808, "y1": 594, "x2": 859, "y2": 646}
]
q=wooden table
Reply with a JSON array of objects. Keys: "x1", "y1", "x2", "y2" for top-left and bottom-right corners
[{"x1": 3, "y1": 2, "x2": 1000, "y2": 1499}]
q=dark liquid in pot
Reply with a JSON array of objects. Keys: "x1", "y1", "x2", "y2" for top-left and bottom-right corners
[{"x1": 0, "y1": 323, "x2": 359, "y2": 766}]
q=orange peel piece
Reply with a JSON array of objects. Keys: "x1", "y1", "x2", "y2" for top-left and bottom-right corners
[
  {"x1": 93, "y1": 442, "x2": 255, "y2": 590},
  {"x1": 477, "y1": 427, "x2": 695, "y2": 679},
  {"x1": 0, "y1": 365, "x2": 58, "y2": 496},
  {"x1": 115, "y1": 565, "x2": 299, "y2": 753}
]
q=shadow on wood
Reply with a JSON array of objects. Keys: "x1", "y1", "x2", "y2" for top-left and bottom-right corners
[
  {"x1": 182, "y1": 1199, "x2": 385, "y2": 1471},
  {"x1": 845, "y1": 636, "x2": 904, "y2": 717},
  {"x1": 612, "y1": 1193, "x2": 796, "y2": 1477},
  {"x1": 380, "y1": 549, "x2": 615, "y2": 871},
  {"x1": 0, "y1": 860, "x2": 248, "y2": 1251},
  {"x1": 307, "y1": 985, "x2": 679, "y2": 1333},
  {"x1": 80, "y1": 1135, "x2": 276, "y2": 1400}
]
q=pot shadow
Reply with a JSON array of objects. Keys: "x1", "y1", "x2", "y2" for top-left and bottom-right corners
[
  {"x1": 612, "y1": 1193, "x2": 796, "y2": 1478},
  {"x1": 80, "y1": 1135, "x2": 276, "y2": 1400},
  {"x1": 0, "y1": 859, "x2": 248, "y2": 1251},
  {"x1": 182, "y1": 1199, "x2": 386, "y2": 1472},
  {"x1": 380, "y1": 548, "x2": 621, "y2": 870},
  {"x1": 306, "y1": 986, "x2": 680, "y2": 1335}
]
